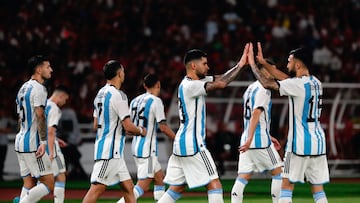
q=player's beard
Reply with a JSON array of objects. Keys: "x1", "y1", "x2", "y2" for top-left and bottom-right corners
[
  {"x1": 288, "y1": 70, "x2": 296, "y2": 77},
  {"x1": 195, "y1": 70, "x2": 206, "y2": 79}
]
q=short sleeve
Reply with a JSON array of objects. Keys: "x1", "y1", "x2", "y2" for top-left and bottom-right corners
[
  {"x1": 112, "y1": 91, "x2": 130, "y2": 120},
  {"x1": 153, "y1": 97, "x2": 166, "y2": 123},
  {"x1": 278, "y1": 78, "x2": 302, "y2": 97}
]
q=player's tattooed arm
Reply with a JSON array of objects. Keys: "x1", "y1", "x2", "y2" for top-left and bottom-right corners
[
  {"x1": 35, "y1": 106, "x2": 47, "y2": 142},
  {"x1": 216, "y1": 43, "x2": 249, "y2": 85},
  {"x1": 248, "y1": 43, "x2": 279, "y2": 91}
]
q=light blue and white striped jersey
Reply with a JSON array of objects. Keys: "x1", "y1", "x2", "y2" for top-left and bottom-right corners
[
  {"x1": 241, "y1": 81, "x2": 272, "y2": 149},
  {"x1": 130, "y1": 92, "x2": 166, "y2": 158},
  {"x1": 279, "y1": 75, "x2": 326, "y2": 156},
  {"x1": 173, "y1": 76, "x2": 214, "y2": 156},
  {"x1": 15, "y1": 79, "x2": 48, "y2": 152},
  {"x1": 93, "y1": 84, "x2": 130, "y2": 160},
  {"x1": 45, "y1": 99, "x2": 63, "y2": 157}
]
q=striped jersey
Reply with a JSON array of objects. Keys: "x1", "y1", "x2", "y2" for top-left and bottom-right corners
[
  {"x1": 15, "y1": 79, "x2": 48, "y2": 152},
  {"x1": 279, "y1": 75, "x2": 326, "y2": 156},
  {"x1": 241, "y1": 81, "x2": 272, "y2": 148},
  {"x1": 130, "y1": 92, "x2": 166, "y2": 158},
  {"x1": 45, "y1": 99, "x2": 63, "y2": 157},
  {"x1": 93, "y1": 84, "x2": 130, "y2": 160},
  {"x1": 173, "y1": 76, "x2": 214, "y2": 156}
]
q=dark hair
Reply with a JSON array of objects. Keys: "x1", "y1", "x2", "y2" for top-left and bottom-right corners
[
  {"x1": 183, "y1": 49, "x2": 207, "y2": 65},
  {"x1": 143, "y1": 73, "x2": 159, "y2": 88},
  {"x1": 289, "y1": 47, "x2": 311, "y2": 68},
  {"x1": 103, "y1": 60, "x2": 122, "y2": 80},
  {"x1": 28, "y1": 55, "x2": 48, "y2": 74},
  {"x1": 54, "y1": 85, "x2": 70, "y2": 95}
]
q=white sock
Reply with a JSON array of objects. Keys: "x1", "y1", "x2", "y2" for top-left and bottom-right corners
[
  {"x1": 133, "y1": 185, "x2": 144, "y2": 199},
  {"x1": 279, "y1": 189, "x2": 292, "y2": 203},
  {"x1": 20, "y1": 187, "x2": 30, "y2": 200},
  {"x1": 54, "y1": 181, "x2": 65, "y2": 203},
  {"x1": 116, "y1": 197, "x2": 125, "y2": 203},
  {"x1": 313, "y1": 191, "x2": 328, "y2": 203},
  {"x1": 271, "y1": 174, "x2": 282, "y2": 203},
  {"x1": 231, "y1": 177, "x2": 248, "y2": 203},
  {"x1": 208, "y1": 188, "x2": 224, "y2": 203},
  {"x1": 157, "y1": 189, "x2": 181, "y2": 203},
  {"x1": 154, "y1": 185, "x2": 165, "y2": 202},
  {"x1": 20, "y1": 183, "x2": 49, "y2": 203}
]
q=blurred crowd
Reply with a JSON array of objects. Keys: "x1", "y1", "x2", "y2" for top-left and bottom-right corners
[
  {"x1": 0, "y1": 0, "x2": 359, "y2": 122},
  {"x1": 0, "y1": 0, "x2": 359, "y2": 163}
]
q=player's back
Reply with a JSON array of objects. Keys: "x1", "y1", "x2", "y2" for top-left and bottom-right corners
[
  {"x1": 130, "y1": 92, "x2": 164, "y2": 157},
  {"x1": 93, "y1": 84, "x2": 129, "y2": 160},
  {"x1": 241, "y1": 81, "x2": 272, "y2": 149},
  {"x1": 15, "y1": 79, "x2": 47, "y2": 152}
]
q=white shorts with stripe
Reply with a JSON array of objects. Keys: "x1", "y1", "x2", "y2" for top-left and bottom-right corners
[
  {"x1": 52, "y1": 153, "x2": 66, "y2": 177},
  {"x1": 282, "y1": 152, "x2": 330, "y2": 184},
  {"x1": 16, "y1": 152, "x2": 53, "y2": 178},
  {"x1": 134, "y1": 156, "x2": 162, "y2": 180},
  {"x1": 163, "y1": 149, "x2": 219, "y2": 189},
  {"x1": 237, "y1": 144, "x2": 282, "y2": 174},
  {"x1": 90, "y1": 158, "x2": 132, "y2": 186}
]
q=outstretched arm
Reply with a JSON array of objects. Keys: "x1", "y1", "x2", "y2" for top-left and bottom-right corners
[
  {"x1": 256, "y1": 42, "x2": 289, "y2": 80},
  {"x1": 248, "y1": 43, "x2": 280, "y2": 90},
  {"x1": 216, "y1": 43, "x2": 249, "y2": 84}
]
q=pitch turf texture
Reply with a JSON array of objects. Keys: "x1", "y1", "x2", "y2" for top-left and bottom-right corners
[{"x1": 1, "y1": 179, "x2": 359, "y2": 202}]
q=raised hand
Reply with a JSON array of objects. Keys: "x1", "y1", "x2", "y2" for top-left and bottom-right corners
[{"x1": 256, "y1": 42, "x2": 267, "y2": 65}]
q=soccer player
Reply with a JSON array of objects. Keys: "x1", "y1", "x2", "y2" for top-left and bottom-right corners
[
  {"x1": 116, "y1": 73, "x2": 176, "y2": 203},
  {"x1": 82, "y1": 60, "x2": 147, "y2": 203},
  {"x1": 157, "y1": 44, "x2": 249, "y2": 203},
  {"x1": 14, "y1": 55, "x2": 54, "y2": 203},
  {"x1": 45, "y1": 85, "x2": 70, "y2": 203},
  {"x1": 231, "y1": 59, "x2": 282, "y2": 203},
  {"x1": 248, "y1": 42, "x2": 329, "y2": 203}
]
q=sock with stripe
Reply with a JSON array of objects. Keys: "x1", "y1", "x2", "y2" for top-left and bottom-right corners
[
  {"x1": 271, "y1": 174, "x2": 282, "y2": 203},
  {"x1": 54, "y1": 181, "x2": 65, "y2": 203},
  {"x1": 20, "y1": 187, "x2": 30, "y2": 200},
  {"x1": 279, "y1": 189, "x2": 292, "y2": 203},
  {"x1": 231, "y1": 177, "x2": 248, "y2": 203},
  {"x1": 157, "y1": 189, "x2": 181, "y2": 203},
  {"x1": 208, "y1": 188, "x2": 224, "y2": 203},
  {"x1": 134, "y1": 185, "x2": 144, "y2": 199},
  {"x1": 313, "y1": 191, "x2": 328, "y2": 203},
  {"x1": 154, "y1": 185, "x2": 165, "y2": 202},
  {"x1": 19, "y1": 183, "x2": 50, "y2": 203}
]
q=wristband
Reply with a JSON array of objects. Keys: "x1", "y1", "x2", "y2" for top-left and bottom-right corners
[
  {"x1": 40, "y1": 140, "x2": 47, "y2": 145},
  {"x1": 138, "y1": 126, "x2": 143, "y2": 135}
]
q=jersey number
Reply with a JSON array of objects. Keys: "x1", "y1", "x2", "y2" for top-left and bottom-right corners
[
  {"x1": 307, "y1": 95, "x2": 323, "y2": 122},
  {"x1": 178, "y1": 99, "x2": 186, "y2": 123},
  {"x1": 244, "y1": 98, "x2": 251, "y2": 120},
  {"x1": 18, "y1": 97, "x2": 26, "y2": 123},
  {"x1": 131, "y1": 107, "x2": 145, "y2": 126}
]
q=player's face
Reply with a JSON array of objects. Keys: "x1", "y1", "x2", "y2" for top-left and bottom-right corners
[
  {"x1": 39, "y1": 61, "x2": 53, "y2": 80},
  {"x1": 286, "y1": 54, "x2": 296, "y2": 76},
  {"x1": 194, "y1": 57, "x2": 209, "y2": 79},
  {"x1": 118, "y1": 66, "x2": 125, "y2": 84},
  {"x1": 59, "y1": 93, "x2": 69, "y2": 107},
  {"x1": 154, "y1": 81, "x2": 161, "y2": 96}
]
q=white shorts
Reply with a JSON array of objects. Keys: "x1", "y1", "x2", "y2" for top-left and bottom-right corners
[
  {"x1": 52, "y1": 154, "x2": 66, "y2": 177},
  {"x1": 237, "y1": 144, "x2": 282, "y2": 174},
  {"x1": 16, "y1": 152, "x2": 53, "y2": 178},
  {"x1": 282, "y1": 152, "x2": 330, "y2": 184},
  {"x1": 134, "y1": 156, "x2": 162, "y2": 180},
  {"x1": 163, "y1": 149, "x2": 219, "y2": 189},
  {"x1": 90, "y1": 158, "x2": 132, "y2": 186}
]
